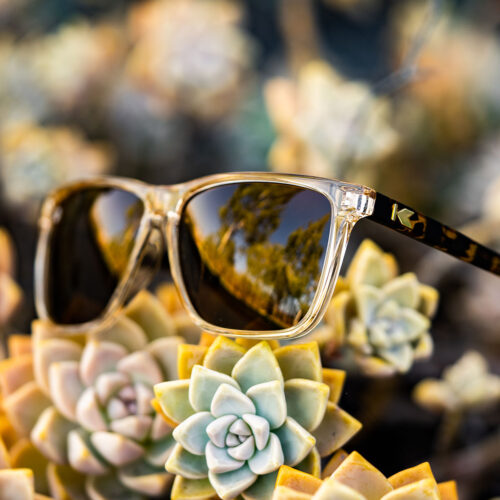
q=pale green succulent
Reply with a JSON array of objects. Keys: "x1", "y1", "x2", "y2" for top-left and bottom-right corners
[
  {"x1": 155, "y1": 337, "x2": 362, "y2": 500},
  {"x1": 2, "y1": 291, "x2": 185, "y2": 500},
  {"x1": 322, "y1": 240, "x2": 439, "y2": 375}
]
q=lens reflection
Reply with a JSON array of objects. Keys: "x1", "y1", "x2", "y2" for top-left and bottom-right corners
[
  {"x1": 47, "y1": 187, "x2": 144, "y2": 324},
  {"x1": 179, "y1": 182, "x2": 332, "y2": 330}
]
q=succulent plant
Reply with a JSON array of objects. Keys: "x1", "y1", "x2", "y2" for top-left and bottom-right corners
[
  {"x1": 154, "y1": 335, "x2": 361, "y2": 500},
  {"x1": 126, "y1": 0, "x2": 253, "y2": 120},
  {"x1": 0, "y1": 121, "x2": 111, "y2": 215},
  {"x1": 0, "y1": 228, "x2": 22, "y2": 328},
  {"x1": 264, "y1": 61, "x2": 398, "y2": 179},
  {"x1": 414, "y1": 350, "x2": 500, "y2": 414},
  {"x1": 316, "y1": 239, "x2": 439, "y2": 375},
  {"x1": 0, "y1": 291, "x2": 187, "y2": 499},
  {"x1": 272, "y1": 449, "x2": 458, "y2": 500}
]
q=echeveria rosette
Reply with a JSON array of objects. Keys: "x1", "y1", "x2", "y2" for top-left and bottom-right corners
[
  {"x1": 154, "y1": 336, "x2": 362, "y2": 500},
  {"x1": 1, "y1": 291, "x2": 185, "y2": 500},
  {"x1": 320, "y1": 240, "x2": 439, "y2": 375},
  {"x1": 272, "y1": 450, "x2": 458, "y2": 500}
]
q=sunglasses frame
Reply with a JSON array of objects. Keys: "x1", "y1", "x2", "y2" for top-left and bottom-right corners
[{"x1": 36, "y1": 173, "x2": 377, "y2": 339}]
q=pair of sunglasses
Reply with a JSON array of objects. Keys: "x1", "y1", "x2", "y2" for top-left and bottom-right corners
[{"x1": 35, "y1": 173, "x2": 500, "y2": 339}]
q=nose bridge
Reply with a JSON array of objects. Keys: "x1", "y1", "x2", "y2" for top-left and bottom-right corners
[{"x1": 146, "y1": 185, "x2": 182, "y2": 224}]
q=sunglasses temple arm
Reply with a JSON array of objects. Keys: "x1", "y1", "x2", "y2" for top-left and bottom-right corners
[{"x1": 367, "y1": 192, "x2": 500, "y2": 276}]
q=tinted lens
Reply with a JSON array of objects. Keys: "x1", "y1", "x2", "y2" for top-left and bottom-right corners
[
  {"x1": 46, "y1": 187, "x2": 144, "y2": 324},
  {"x1": 179, "y1": 182, "x2": 332, "y2": 330}
]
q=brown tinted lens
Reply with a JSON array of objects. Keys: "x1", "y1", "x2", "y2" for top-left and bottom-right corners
[
  {"x1": 47, "y1": 187, "x2": 144, "y2": 324},
  {"x1": 179, "y1": 182, "x2": 332, "y2": 330}
]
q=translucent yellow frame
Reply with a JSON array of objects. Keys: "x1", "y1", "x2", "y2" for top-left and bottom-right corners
[
  {"x1": 35, "y1": 172, "x2": 500, "y2": 339},
  {"x1": 35, "y1": 173, "x2": 376, "y2": 339}
]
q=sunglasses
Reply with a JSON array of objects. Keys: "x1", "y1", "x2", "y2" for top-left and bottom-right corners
[{"x1": 35, "y1": 173, "x2": 500, "y2": 339}]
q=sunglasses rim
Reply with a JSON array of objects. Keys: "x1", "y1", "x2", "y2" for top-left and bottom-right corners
[{"x1": 35, "y1": 173, "x2": 376, "y2": 339}]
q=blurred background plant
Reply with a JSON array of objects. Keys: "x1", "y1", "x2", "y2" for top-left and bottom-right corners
[{"x1": 0, "y1": 0, "x2": 499, "y2": 498}]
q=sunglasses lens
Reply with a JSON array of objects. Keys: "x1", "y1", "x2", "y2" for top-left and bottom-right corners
[
  {"x1": 46, "y1": 187, "x2": 145, "y2": 324},
  {"x1": 179, "y1": 182, "x2": 332, "y2": 330}
]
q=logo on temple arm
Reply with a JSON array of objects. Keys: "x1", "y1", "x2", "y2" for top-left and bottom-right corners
[{"x1": 391, "y1": 204, "x2": 415, "y2": 229}]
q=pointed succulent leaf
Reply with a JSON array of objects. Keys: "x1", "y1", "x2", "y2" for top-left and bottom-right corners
[
  {"x1": 170, "y1": 476, "x2": 216, "y2": 500},
  {"x1": 209, "y1": 465, "x2": 258, "y2": 500},
  {"x1": 189, "y1": 365, "x2": 240, "y2": 412},
  {"x1": 378, "y1": 344, "x2": 414, "y2": 373},
  {"x1": 166, "y1": 443, "x2": 209, "y2": 479},
  {"x1": 150, "y1": 413, "x2": 173, "y2": 441},
  {"x1": 67, "y1": 430, "x2": 108, "y2": 475},
  {"x1": 86, "y1": 473, "x2": 143, "y2": 500},
  {"x1": 0, "y1": 353, "x2": 33, "y2": 397},
  {"x1": 133, "y1": 382, "x2": 154, "y2": 415},
  {"x1": 110, "y1": 415, "x2": 153, "y2": 441},
  {"x1": 414, "y1": 332, "x2": 434, "y2": 360},
  {"x1": 246, "y1": 380, "x2": 287, "y2": 429},
  {"x1": 173, "y1": 412, "x2": 214, "y2": 456},
  {"x1": 247, "y1": 433, "x2": 284, "y2": 475},
  {"x1": 34, "y1": 339, "x2": 82, "y2": 393},
  {"x1": 31, "y1": 406, "x2": 77, "y2": 464},
  {"x1": 273, "y1": 344, "x2": 322, "y2": 382},
  {"x1": 91, "y1": 316, "x2": 148, "y2": 352},
  {"x1": 118, "y1": 458, "x2": 174, "y2": 496},
  {"x1": 145, "y1": 434, "x2": 177, "y2": 468},
  {"x1": 382, "y1": 273, "x2": 420, "y2": 309},
  {"x1": 346, "y1": 240, "x2": 398, "y2": 287},
  {"x1": 284, "y1": 379, "x2": 330, "y2": 432},
  {"x1": 211, "y1": 383, "x2": 256, "y2": 417},
  {"x1": 331, "y1": 451, "x2": 392, "y2": 498},
  {"x1": 314, "y1": 477, "x2": 365, "y2": 500},
  {"x1": 205, "y1": 441, "x2": 244, "y2": 473},
  {"x1": 241, "y1": 470, "x2": 279, "y2": 500},
  {"x1": 274, "y1": 417, "x2": 315, "y2": 467},
  {"x1": 383, "y1": 478, "x2": 440, "y2": 500},
  {"x1": 203, "y1": 336, "x2": 246, "y2": 375},
  {"x1": 3, "y1": 381, "x2": 51, "y2": 437},
  {"x1": 90, "y1": 432, "x2": 144, "y2": 466},
  {"x1": 178, "y1": 344, "x2": 208, "y2": 380},
  {"x1": 242, "y1": 414, "x2": 270, "y2": 451},
  {"x1": 124, "y1": 290, "x2": 176, "y2": 340},
  {"x1": 230, "y1": 419, "x2": 251, "y2": 436},
  {"x1": 117, "y1": 350, "x2": 163, "y2": 386},
  {"x1": 312, "y1": 402, "x2": 362, "y2": 457},
  {"x1": 79, "y1": 341, "x2": 127, "y2": 387},
  {"x1": 154, "y1": 380, "x2": 196, "y2": 424},
  {"x1": 354, "y1": 286, "x2": 381, "y2": 324},
  {"x1": 322, "y1": 369, "x2": 346, "y2": 404},
  {"x1": 0, "y1": 469, "x2": 35, "y2": 500},
  {"x1": 76, "y1": 387, "x2": 107, "y2": 432},
  {"x1": 148, "y1": 337, "x2": 184, "y2": 381},
  {"x1": 49, "y1": 361, "x2": 85, "y2": 421},
  {"x1": 206, "y1": 415, "x2": 238, "y2": 448},
  {"x1": 227, "y1": 436, "x2": 255, "y2": 461},
  {"x1": 398, "y1": 309, "x2": 430, "y2": 340},
  {"x1": 232, "y1": 342, "x2": 283, "y2": 393},
  {"x1": 94, "y1": 372, "x2": 130, "y2": 405}
]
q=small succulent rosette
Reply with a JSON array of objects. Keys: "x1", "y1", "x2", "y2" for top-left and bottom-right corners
[
  {"x1": 126, "y1": 0, "x2": 253, "y2": 120},
  {"x1": 264, "y1": 61, "x2": 398, "y2": 179},
  {"x1": 273, "y1": 449, "x2": 458, "y2": 500},
  {"x1": 0, "y1": 291, "x2": 187, "y2": 499},
  {"x1": 0, "y1": 121, "x2": 111, "y2": 216},
  {"x1": 0, "y1": 228, "x2": 22, "y2": 328},
  {"x1": 316, "y1": 239, "x2": 439, "y2": 375},
  {"x1": 154, "y1": 336, "x2": 362, "y2": 500},
  {"x1": 414, "y1": 351, "x2": 500, "y2": 414}
]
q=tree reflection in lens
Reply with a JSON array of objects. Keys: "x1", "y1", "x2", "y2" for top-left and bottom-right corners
[{"x1": 180, "y1": 182, "x2": 332, "y2": 330}]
